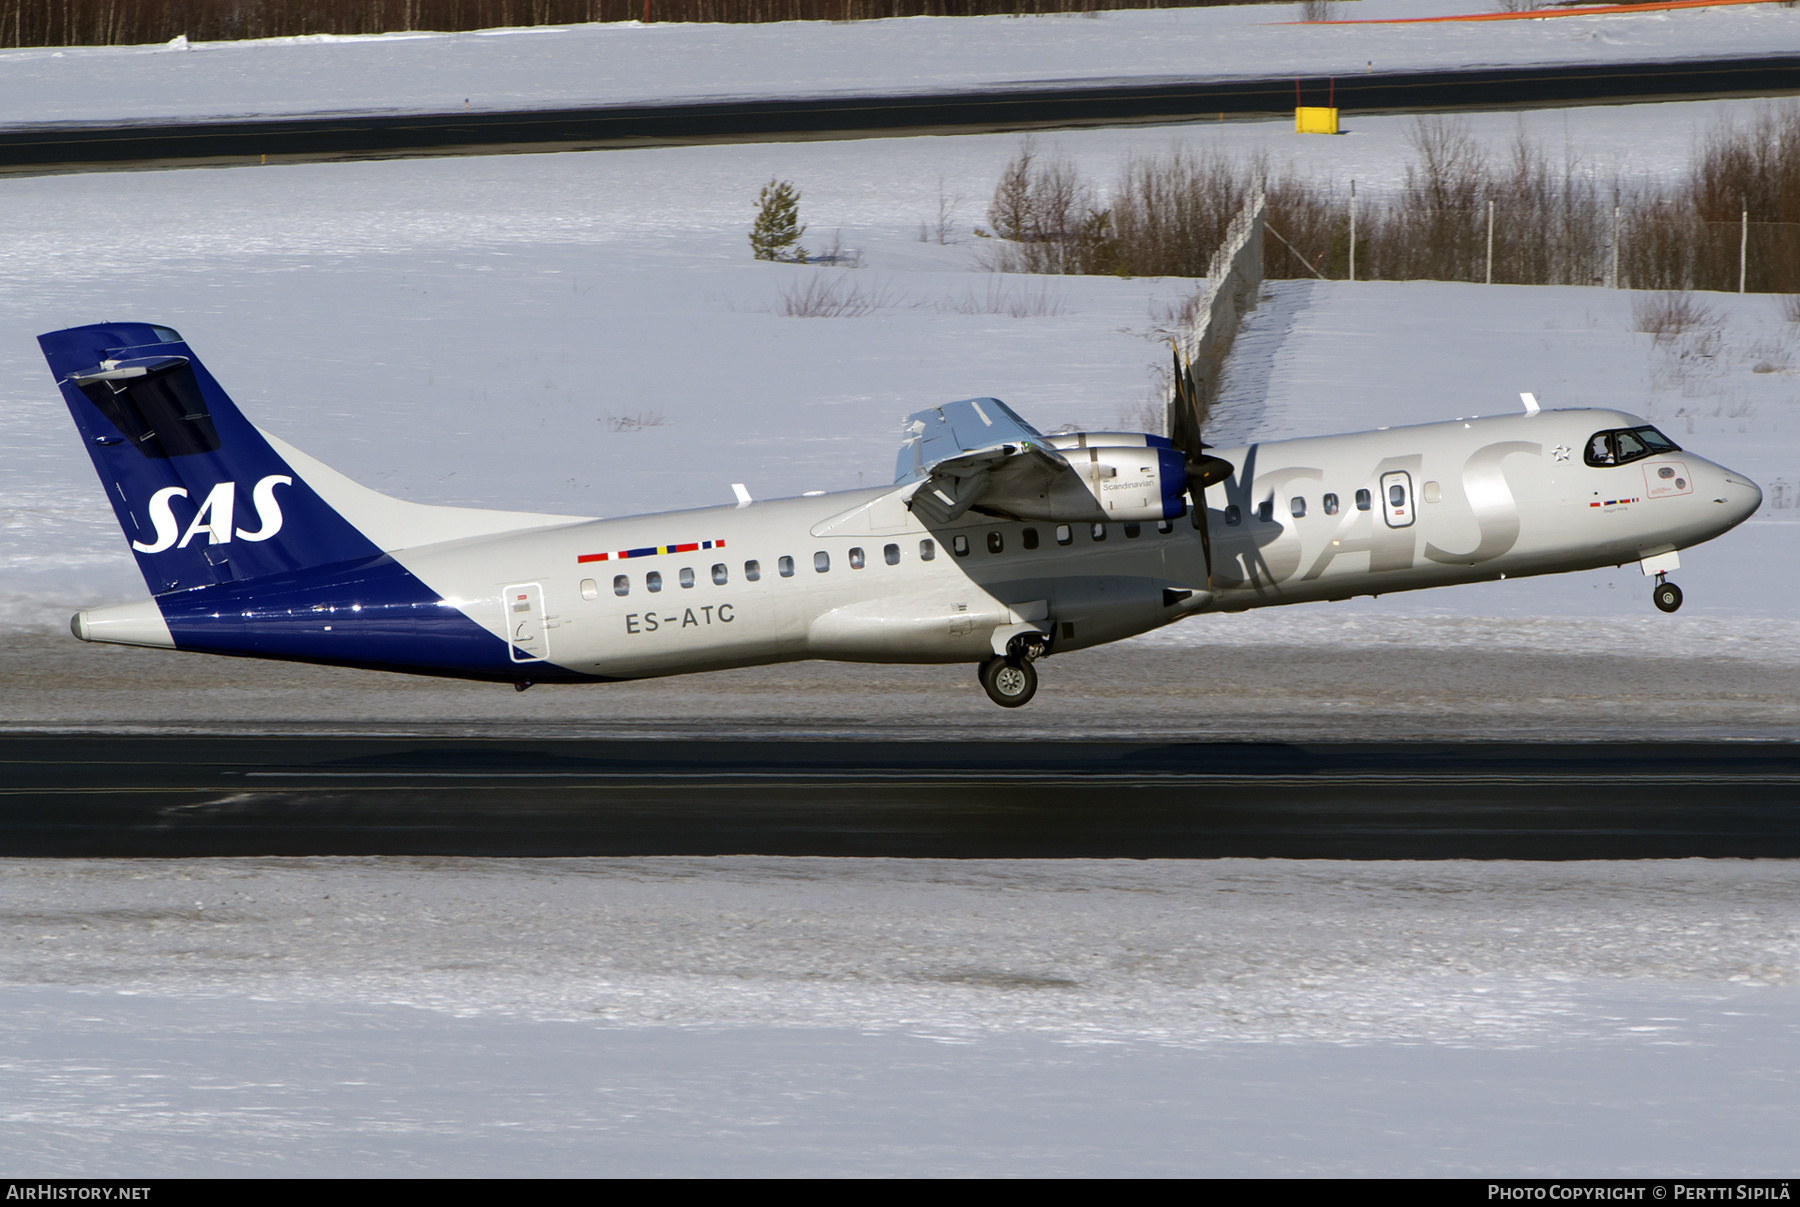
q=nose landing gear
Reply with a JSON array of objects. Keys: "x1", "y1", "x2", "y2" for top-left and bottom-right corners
[{"x1": 1653, "y1": 574, "x2": 1684, "y2": 614}]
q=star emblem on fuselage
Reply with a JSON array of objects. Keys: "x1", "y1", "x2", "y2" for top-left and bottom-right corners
[{"x1": 1551, "y1": 445, "x2": 1571, "y2": 462}]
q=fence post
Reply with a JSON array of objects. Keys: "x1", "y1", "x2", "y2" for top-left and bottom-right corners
[
  {"x1": 1608, "y1": 203, "x2": 1620, "y2": 290},
  {"x1": 1348, "y1": 180, "x2": 1356, "y2": 283},
  {"x1": 1739, "y1": 201, "x2": 1748, "y2": 294},
  {"x1": 1485, "y1": 199, "x2": 1494, "y2": 286}
]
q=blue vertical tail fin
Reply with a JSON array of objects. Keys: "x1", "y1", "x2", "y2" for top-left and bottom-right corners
[{"x1": 40, "y1": 322, "x2": 384, "y2": 595}]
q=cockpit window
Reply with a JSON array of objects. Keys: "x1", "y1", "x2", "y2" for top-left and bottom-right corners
[
  {"x1": 1614, "y1": 430, "x2": 1648, "y2": 461},
  {"x1": 1584, "y1": 425, "x2": 1681, "y2": 467}
]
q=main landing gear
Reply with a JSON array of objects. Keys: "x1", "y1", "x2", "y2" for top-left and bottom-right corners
[
  {"x1": 980, "y1": 635, "x2": 1049, "y2": 708},
  {"x1": 980, "y1": 655, "x2": 1038, "y2": 708},
  {"x1": 1653, "y1": 574, "x2": 1684, "y2": 614}
]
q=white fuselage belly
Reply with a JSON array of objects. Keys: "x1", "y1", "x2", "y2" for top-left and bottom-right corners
[{"x1": 389, "y1": 409, "x2": 1757, "y2": 683}]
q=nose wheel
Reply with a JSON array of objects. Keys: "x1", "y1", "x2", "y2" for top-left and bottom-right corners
[
  {"x1": 1653, "y1": 575, "x2": 1683, "y2": 614},
  {"x1": 980, "y1": 655, "x2": 1038, "y2": 708}
]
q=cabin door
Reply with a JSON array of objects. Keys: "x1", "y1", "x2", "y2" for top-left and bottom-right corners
[
  {"x1": 1380, "y1": 471, "x2": 1415, "y2": 528},
  {"x1": 504, "y1": 582, "x2": 548, "y2": 663}
]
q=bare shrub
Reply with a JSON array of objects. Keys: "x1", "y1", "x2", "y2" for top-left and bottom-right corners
[
  {"x1": 983, "y1": 139, "x2": 1112, "y2": 274},
  {"x1": 1683, "y1": 103, "x2": 1800, "y2": 293},
  {"x1": 920, "y1": 178, "x2": 963, "y2": 246},
  {"x1": 777, "y1": 272, "x2": 894, "y2": 318},
  {"x1": 1297, "y1": 1, "x2": 1331, "y2": 21},
  {"x1": 1782, "y1": 294, "x2": 1800, "y2": 324},
  {"x1": 974, "y1": 105, "x2": 1800, "y2": 292},
  {"x1": 930, "y1": 279, "x2": 1068, "y2": 317},
  {"x1": 1108, "y1": 148, "x2": 1250, "y2": 278},
  {"x1": 1632, "y1": 292, "x2": 1717, "y2": 344}
]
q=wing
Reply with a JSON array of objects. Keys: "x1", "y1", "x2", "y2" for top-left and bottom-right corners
[
  {"x1": 894, "y1": 397, "x2": 1079, "y2": 526},
  {"x1": 893, "y1": 396, "x2": 1190, "y2": 526},
  {"x1": 895, "y1": 397, "x2": 1047, "y2": 484}
]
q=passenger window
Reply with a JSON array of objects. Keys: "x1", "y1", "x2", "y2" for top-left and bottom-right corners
[
  {"x1": 953, "y1": 535, "x2": 969, "y2": 557},
  {"x1": 884, "y1": 543, "x2": 900, "y2": 565},
  {"x1": 849, "y1": 547, "x2": 865, "y2": 569},
  {"x1": 814, "y1": 551, "x2": 830, "y2": 573},
  {"x1": 1257, "y1": 500, "x2": 1274, "y2": 522},
  {"x1": 1355, "y1": 489, "x2": 1371, "y2": 511},
  {"x1": 1290, "y1": 497, "x2": 1306, "y2": 518},
  {"x1": 712, "y1": 563, "x2": 728, "y2": 585},
  {"x1": 919, "y1": 539, "x2": 935, "y2": 561},
  {"x1": 646, "y1": 571, "x2": 663, "y2": 592},
  {"x1": 679, "y1": 567, "x2": 695, "y2": 589},
  {"x1": 581, "y1": 578, "x2": 599, "y2": 600},
  {"x1": 1323, "y1": 493, "x2": 1339, "y2": 516},
  {"x1": 1055, "y1": 525, "x2": 1072, "y2": 546},
  {"x1": 778, "y1": 556, "x2": 794, "y2": 578},
  {"x1": 1388, "y1": 484, "x2": 1405, "y2": 509},
  {"x1": 1124, "y1": 522, "x2": 1140, "y2": 538},
  {"x1": 1022, "y1": 528, "x2": 1039, "y2": 550},
  {"x1": 608, "y1": 576, "x2": 625, "y2": 598},
  {"x1": 1157, "y1": 519, "x2": 1173, "y2": 534},
  {"x1": 1090, "y1": 523, "x2": 1106, "y2": 541},
  {"x1": 1225, "y1": 504, "x2": 1241, "y2": 526},
  {"x1": 744, "y1": 560, "x2": 761, "y2": 582},
  {"x1": 987, "y1": 532, "x2": 1003, "y2": 554}
]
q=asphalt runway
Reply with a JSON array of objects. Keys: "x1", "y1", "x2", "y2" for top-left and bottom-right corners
[
  {"x1": 4, "y1": 55, "x2": 1796, "y2": 175},
  {"x1": 2, "y1": 735, "x2": 1796, "y2": 858}
]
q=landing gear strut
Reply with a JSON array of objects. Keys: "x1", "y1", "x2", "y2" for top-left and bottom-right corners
[
  {"x1": 1653, "y1": 574, "x2": 1683, "y2": 614},
  {"x1": 980, "y1": 655, "x2": 1038, "y2": 708}
]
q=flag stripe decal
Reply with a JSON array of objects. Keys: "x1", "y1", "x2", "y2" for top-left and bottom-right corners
[{"x1": 578, "y1": 539, "x2": 725, "y2": 564}]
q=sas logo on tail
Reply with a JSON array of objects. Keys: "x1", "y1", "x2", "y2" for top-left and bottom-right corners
[{"x1": 130, "y1": 475, "x2": 293, "y2": 554}]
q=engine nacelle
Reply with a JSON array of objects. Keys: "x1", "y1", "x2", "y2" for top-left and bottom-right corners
[{"x1": 1067, "y1": 444, "x2": 1189, "y2": 522}]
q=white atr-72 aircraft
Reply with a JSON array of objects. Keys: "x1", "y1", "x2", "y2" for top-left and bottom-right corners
[{"x1": 45, "y1": 321, "x2": 1762, "y2": 707}]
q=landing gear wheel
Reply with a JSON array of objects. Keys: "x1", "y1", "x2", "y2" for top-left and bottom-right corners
[
  {"x1": 1653, "y1": 581, "x2": 1684, "y2": 614},
  {"x1": 980, "y1": 656, "x2": 1038, "y2": 708}
]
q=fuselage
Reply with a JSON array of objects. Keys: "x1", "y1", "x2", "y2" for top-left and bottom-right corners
[{"x1": 79, "y1": 406, "x2": 1759, "y2": 686}]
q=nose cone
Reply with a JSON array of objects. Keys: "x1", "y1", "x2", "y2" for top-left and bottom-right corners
[{"x1": 1715, "y1": 468, "x2": 1763, "y2": 531}]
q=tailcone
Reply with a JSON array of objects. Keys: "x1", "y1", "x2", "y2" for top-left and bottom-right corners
[{"x1": 71, "y1": 598, "x2": 175, "y2": 649}]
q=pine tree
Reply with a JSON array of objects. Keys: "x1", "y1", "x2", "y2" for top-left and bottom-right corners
[{"x1": 750, "y1": 178, "x2": 807, "y2": 262}]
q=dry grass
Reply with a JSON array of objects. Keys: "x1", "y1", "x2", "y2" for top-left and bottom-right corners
[
  {"x1": 929, "y1": 278, "x2": 1069, "y2": 317},
  {"x1": 777, "y1": 272, "x2": 895, "y2": 318},
  {"x1": 604, "y1": 410, "x2": 665, "y2": 431},
  {"x1": 1633, "y1": 293, "x2": 1717, "y2": 344}
]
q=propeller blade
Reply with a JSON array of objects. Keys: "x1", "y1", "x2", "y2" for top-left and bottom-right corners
[
  {"x1": 1194, "y1": 480, "x2": 1214, "y2": 586},
  {"x1": 1169, "y1": 342, "x2": 1227, "y2": 589}
]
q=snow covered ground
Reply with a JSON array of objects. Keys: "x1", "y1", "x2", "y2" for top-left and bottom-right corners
[
  {"x1": 2, "y1": 1, "x2": 1798, "y2": 127},
  {"x1": 1, "y1": 856, "x2": 1795, "y2": 1176}
]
